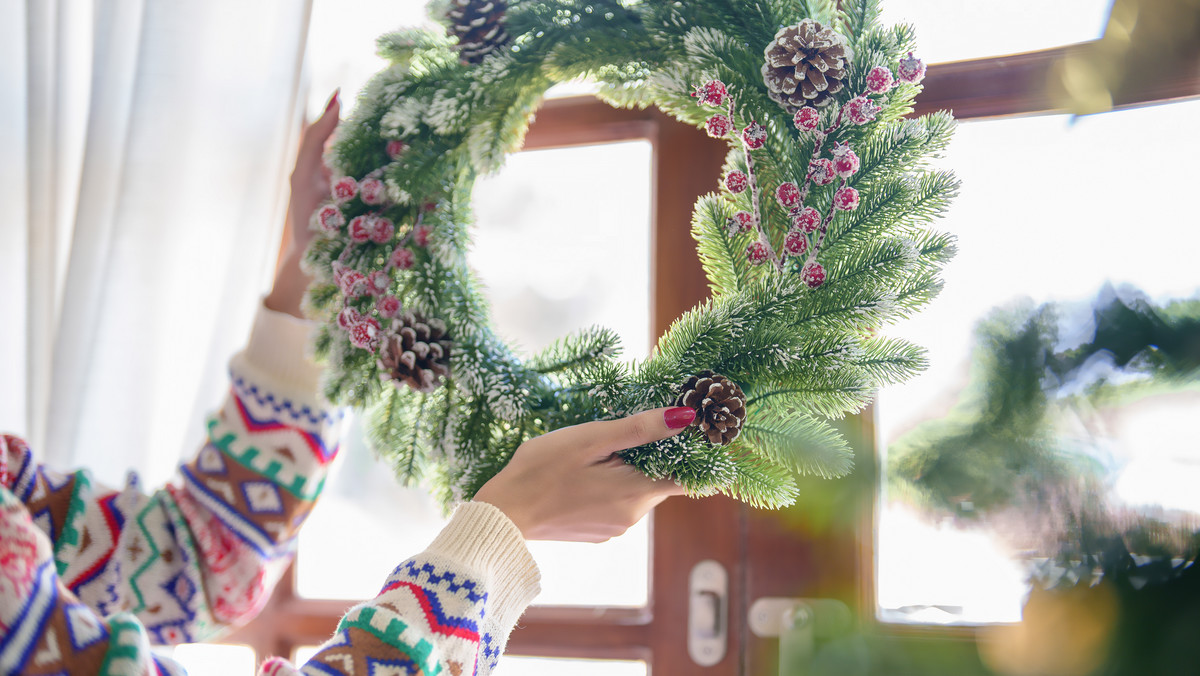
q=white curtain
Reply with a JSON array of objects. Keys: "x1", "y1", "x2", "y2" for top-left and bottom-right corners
[{"x1": 0, "y1": 0, "x2": 314, "y2": 487}]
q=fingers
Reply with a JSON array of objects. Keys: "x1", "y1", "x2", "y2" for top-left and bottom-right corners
[
  {"x1": 571, "y1": 407, "x2": 696, "y2": 459},
  {"x1": 296, "y1": 89, "x2": 340, "y2": 174}
]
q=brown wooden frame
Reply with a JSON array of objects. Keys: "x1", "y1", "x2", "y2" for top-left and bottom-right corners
[{"x1": 229, "y1": 34, "x2": 1200, "y2": 673}]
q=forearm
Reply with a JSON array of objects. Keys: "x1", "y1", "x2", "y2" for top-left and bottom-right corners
[{"x1": 264, "y1": 249, "x2": 312, "y2": 320}]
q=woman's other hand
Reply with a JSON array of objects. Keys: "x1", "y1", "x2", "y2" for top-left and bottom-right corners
[
  {"x1": 265, "y1": 90, "x2": 340, "y2": 318},
  {"x1": 474, "y1": 407, "x2": 697, "y2": 542}
]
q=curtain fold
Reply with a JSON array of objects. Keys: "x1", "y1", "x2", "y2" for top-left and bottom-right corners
[{"x1": 2, "y1": 0, "x2": 313, "y2": 487}]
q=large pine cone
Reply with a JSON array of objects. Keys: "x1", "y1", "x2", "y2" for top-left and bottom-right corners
[
  {"x1": 447, "y1": 0, "x2": 511, "y2": 65},
  {"x1": 378, "y1": 312, "x2": 452, "y2": 393},
  {"x1": 675, "y1": 370, "x2": 748, "y2": 446},
  {"x1": 761, "y1": 19, "x2": 852, "y2": 111}
]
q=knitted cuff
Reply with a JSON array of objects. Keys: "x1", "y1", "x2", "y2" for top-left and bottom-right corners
[
  {"x1": 236, "y1": 301, "x2": 325, "y2": 399},
  {"x1": 426, "y1": 501, "x2": 541, "y2": 633}
]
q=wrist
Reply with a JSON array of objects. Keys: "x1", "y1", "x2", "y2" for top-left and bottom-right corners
[
  {"x1": 472, "y1": 488, "x2": 532, "y2": 540},
  {"x1": 265, "y1": 251, "x2": 311, "y2": 319}
]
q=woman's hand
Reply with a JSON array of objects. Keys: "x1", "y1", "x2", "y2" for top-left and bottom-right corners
[
  {"x1": 474, "y1": 407, "x2": 698, "y2": 542},
  {"x1": 265, "y1": 90, "x2": 341, "y2": 319}
]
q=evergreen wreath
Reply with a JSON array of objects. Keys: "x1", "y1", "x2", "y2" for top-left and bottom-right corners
[{"x1": 302, "y1": 0, "x2": 960, "y2": 508}]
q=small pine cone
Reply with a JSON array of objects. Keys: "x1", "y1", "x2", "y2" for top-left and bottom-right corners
[
  {"x1": 447, "y1": 0, "x2": 511, "y2": 65},
  {"x1": 378, "y1": 311, "x2": 453, "y2": 393},
  {"x1": 675, "y1": 370, "x2": 748, "y2": 446},
  {"x1": 761, "y1": 20, "x2": 852, "y2": 111}
]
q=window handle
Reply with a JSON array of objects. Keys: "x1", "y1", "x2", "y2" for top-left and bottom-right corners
[{"x1": 688, "y1": 560, "x2": 728, "y2": 666}]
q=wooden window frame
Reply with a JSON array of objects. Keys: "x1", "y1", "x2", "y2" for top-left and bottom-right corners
[{"x1": 229, "y1": 35, "x2": 1200, "y2": 673}]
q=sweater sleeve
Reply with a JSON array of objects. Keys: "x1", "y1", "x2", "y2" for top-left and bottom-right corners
[
  {"x1": 274, "y1": 501, "x2": 541, "y2": 676},
  {"x1": 1, "y1": 302, "x2": 342, "y2": 649}
]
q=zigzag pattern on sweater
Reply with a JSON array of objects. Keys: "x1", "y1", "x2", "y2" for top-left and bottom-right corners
[{"x1": 231, "y1": 372, "x2": 342, "y2": 429}]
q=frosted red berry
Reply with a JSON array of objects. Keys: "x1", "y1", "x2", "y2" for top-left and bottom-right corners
[
  {"x1": 791, "y1": 206, "x2": 821, "y2": 233},
  {"x1": 377, "y1": 295, "x2": 402, "y2": 318},
  {"x1": 317, "y1": 205, "x2": 345, "y2": 233},
  {"x1": 360, "y1": 178, "x2": 386, "y2": 205},
  {"x1": 332, "y1": 176, "x2": 358, "y2": 202},
  {"x1": 832, "y1": 145, "x2": 860, "y2": 178},
  {"x1": 413, "y1": 224, "x2": 433, "y2": 247},
  {"x1": 776, "y1": 182, "x2": 801, "y2": 208},
  {"x1": 390, "y1": 246, "x2": 415, "y2": 270},
  {"x1": 802, "y1": 261, "x2": 826, "y2": 288},
  {"x1": 897, "y1": 52, "x2": 926, "y2": 84},
  {"x1": 866, "y1": 66, "x2": 895, "y2": 94},
  {"x1": 349, "y1": 317, "x2": 382, "y2": 350},
  {"x1": 368, "y1": 270, "x2": 390, "y2": 296},
  {"x1": 793, "y1": 106, "x2": 820, "y2": 132},
  {"x1": 845, "y1": 96, "x2": 881, "y2": 126},
  {"x1": 746, "y1": 241, "x2": 770, "y2": 266},
  {"x1": 386, "y1": 140, "x2": 407, "y2": 159},
  {"x1": 742, "y1": 122, "x2": 767, "y2": 150},
  {"x1": 784, "y1": 230, "x2": 809, "y2": 256},
  {"x1": 349, "y1": 215, "x2": 371, "y2": 243},
  {"x1": 695, "y1": 80, "x2": 728, "y2": 107},
  {"x1": 732, "y1": 211, "x2": 755, "y2": 232},
  {"x1": 809, "y1": 158, "x2": 836, "y2": 186},
  {"x1": 369, "y1": 217, "x2": 395, "y2": 244},
  {"x1": 706, "y1": 114, "x2": 733, "y2": 138},
  {"x1": 338, "y1": 306, "x2": 362, "y2": 329},
  {"x1": 833, "y1": 186, "x2": 860, "y2": 211},
  {"x1": 340, "y1": 270, "x2": 368, "y2": 299},
  {"x1": 725, "y1": 171, "x2": 749, "y2": 194}
]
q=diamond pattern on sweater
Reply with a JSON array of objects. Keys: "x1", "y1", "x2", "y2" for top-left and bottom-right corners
[{"x1": 241, "y1": 481, "x2": 284, "y2": 514}]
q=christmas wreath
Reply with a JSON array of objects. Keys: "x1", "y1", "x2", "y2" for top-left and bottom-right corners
[{"x1": 303, "y1": 0, "x2": 959, "y2": 508}]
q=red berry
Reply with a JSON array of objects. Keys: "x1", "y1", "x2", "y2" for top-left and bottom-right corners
[
  {"x1": 317, "y1": 205, "x2": 344, "y2": 233},
  {"x1": 386, "y1": 140, "x2": 407, "y2": 159},
  {"x1": 368, "y1": 270, "x2": 390, "y2": 296},
  {"x1": 732, "y1": 211, "x2": 756, "y2": 232},
  {"x1": 369, "y1": 216, "x2": 395, "y2": 244},
  {"x1": 802, "y1": 261, "x2": 826, "y2": 288},
  {"x1": 832, "y1": 144, "x2": 860, "y2": 178},
  {"x1": 331, "y1": 176, "x2": 358, "y2": 202},
  {"x1": 349, "y1": 215, "x2": 371, "y2": 243},
  {"x1": 390, "y1": 246, "x2": 415, "y2": 270},
  {"x1": 776, "y1": 182, "x2": 801, "y2": 208},
  {"x1": 340, "y1": 270, "x2": 368, "y2": 299},
  {"x1": 791, "y1": 206, "x2": 821, "y2": 233},
  {"x1": 746, "y1": 241, "x2": 770, "y2": 266},
  {"x1": 725, "y1": 171, "x2": 749, "y2": 194},
  {"x1": 845, "y1": 96, "x2": 881, "y2": 126},
  {"x1": 706, "y1": 114, "x2": 733, "y2": 138},
  {"x1": 377, "y1": 295, "x2": 401, "y2": 318},
  {"x1": 338, "y1": 306, "x2": 362, "y2": 329},
  {"x1": 793, "y1": 106, "x2": 820, "y2": 132},
  {"x1": 349, "y1": 317, "x2": 382, "y2": 350},
  {"x1": 865, "y1": 66, "x2": 895, "y2": 94},
  {"x1": 413, "y1": 224, "x2": 433, "y2": 247},
  {"x1": 695, "y1": 80, "x2": 728, "y2": 107},
  {"x1": 809, "y1": 158, "x2": 836, "y2": 186},
  {"x1": 784, "y1": 231, "x2": 809, "y2": 256},
  {"x1": 742, "y1": 122, "x2": 767, "y2": 150},
  {"x1": 897, "y1": 52, "x2": 926, "y2": 84},
  {"x1": 834, "y1": 186, "x2": 860, "y2": 211},
  {"x1": 360, "y1": 178, "x2": 386, "y2": 205}
]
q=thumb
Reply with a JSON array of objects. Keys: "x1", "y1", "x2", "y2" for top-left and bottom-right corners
[
  {"x1": 297, "y1": 89, "x2": 340, "y2": 168},
  {"x1": 577, "y1": 407, "x2": 697, "y2": 460}
]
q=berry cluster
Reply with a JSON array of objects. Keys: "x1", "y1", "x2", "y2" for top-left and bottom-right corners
[{"x1": 700, "y1": 50, "x2": 924, "y2": 289}]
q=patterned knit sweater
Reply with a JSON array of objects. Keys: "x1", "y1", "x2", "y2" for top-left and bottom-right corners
[{"x1": 0, "y1": 305, "x2": 541, "y2": 676}]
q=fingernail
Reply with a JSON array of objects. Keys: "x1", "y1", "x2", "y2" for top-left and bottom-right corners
[
  {"x1": 664, "y1": 407, "x2": 696, "y2": 429},
  {"x1": 324, "y1": 89, "x2": 340, "y2": 113}
]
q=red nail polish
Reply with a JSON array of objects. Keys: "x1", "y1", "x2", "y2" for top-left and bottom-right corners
[
  {"x1": 324, "y1": 89, "x2": 340, "y2": 113},
  {"x1": 664, "y1": 407, "x2": 696, "y2": 429}
]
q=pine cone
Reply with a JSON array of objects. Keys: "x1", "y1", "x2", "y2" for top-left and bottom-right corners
[
  {"x1": 378, "y1": 312, "x2": 453, "y2": 393},
  {"x1": 446, "y1": 0, "x2": 511, "y2": 65},
  {"x1": 675, "y1": 370, "x2": 748, "y2": 446},
  {"x1": 761, "y1": 20, "x2": 852, "y2": 111}
]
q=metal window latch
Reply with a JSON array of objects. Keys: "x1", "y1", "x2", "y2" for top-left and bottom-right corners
[
  {"x1": 749, "y1": 597, "x2": 852, "y2": 674},
  {"x1": 688, "y1": 560, "x2": 728, "y2": 666}
]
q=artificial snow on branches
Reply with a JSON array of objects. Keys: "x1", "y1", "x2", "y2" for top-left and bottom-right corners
[{"x1": 304, "y1": 0, "x2": 959, "y2": 509}]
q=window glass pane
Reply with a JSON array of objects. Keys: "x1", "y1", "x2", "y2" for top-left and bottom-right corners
[
  {"x1": 298, "y1": 141, "x2": 654, "y2": 607},
  {"x1": 158, "y1": 644, "x2": 256, "y2": 676},
  {"x1": 876, "y1": 99, "x2": 1200, "y2": 624},
  {"x1": 878, "y1": 0, "x2": 1110, "y2": 63},
  {"x1": 494, "y1": 656, "x2": 647, "y2": 676}
]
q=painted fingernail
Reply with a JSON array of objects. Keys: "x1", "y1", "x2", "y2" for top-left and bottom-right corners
[
  {"x1": 324, "y1": 89, "x2": 340, "y2": 113},
  {"x1": 664, "y1": 407, "x2": 696, "y2": 429}
]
